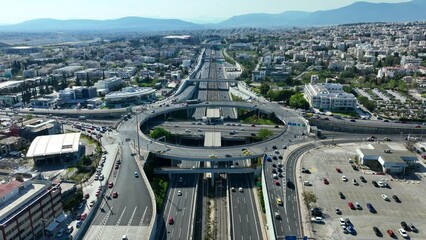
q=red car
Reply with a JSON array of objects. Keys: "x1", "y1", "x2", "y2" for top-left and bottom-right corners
[
  {"x1": 112, "y1": 191, "x2": 118, "y2": 198},
  {"x1": 274, "y1": 180, "x2": 280, "y2": 186},
  {"x1": 336, "y1": 168, "x2": 342, "y2": 173},
  {"x1": 323, "y1": 178, "x2": 329, "y2": 184},
  {"x1": 348, "y1": 202, "x2": 355, "y2": 210},
  {"x1": 95, "y1": 190, "x2": 101, "y2": 197},
  {"x1": 387, "y1": 229, "x2": 395, "y2": 237},
  {"x1": 80, "y1": 213, "x2": 88, "y2": 221},
  {"x1": 108, "y1": 181, "x2": 113, "y2": 188},
  {"x1": 168, "y1": 217, "x2": 174, "y2": 225}
]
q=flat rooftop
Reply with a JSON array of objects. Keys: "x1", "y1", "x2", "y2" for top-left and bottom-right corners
[{"x1": 0, "y1": 181, "x2": 48, "y2": 224}]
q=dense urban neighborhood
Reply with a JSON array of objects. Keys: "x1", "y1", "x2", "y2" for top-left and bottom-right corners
[{"x1": 0, "y1": 2, "x2": 426, "y2": 240}]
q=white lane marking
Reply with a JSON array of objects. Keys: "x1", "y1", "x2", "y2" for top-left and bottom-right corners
[
  {"x1": 127, "y1": 206, "x2": 137, "y2": 226},
  {"x1": 116, "y1": 206, "x2": 127, "y2": 226},
  {"x1": 246, "y1": 175, "x2": 261, "y2": 240}
]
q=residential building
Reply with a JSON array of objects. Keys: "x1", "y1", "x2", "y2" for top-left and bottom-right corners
[
  {"x1": 52, "y1": 66, "x2": 84, "y2": 78},
  {"x1": 0, "y1": 178, "x2": 63, "y2": 240}
]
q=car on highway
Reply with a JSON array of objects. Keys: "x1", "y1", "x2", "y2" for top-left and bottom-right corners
[
  {"x1": 80, "y1": 213, "x2": 88, "y2": 221},
  {"x1": 134, "y1": 172, "x2": 139, "y2": 177},
  {"x1": 177, "y1": 190, "x2": 182, "y2": 196},
  {"x1": 360, "y1": 176, "x2": 367, "y2": 183},
  {"x1": 399, "y1": 228, "x2": 409, "y2": 238},
  {"x1": 373, "y1": 226, "x2": 382, "y2": 237},
  {"x1": 112, "y1": 191, "x2": 118, "y2": 198},
  {"x1": 342, "y1": 176, "x2": 348, "y2": 182},
  {"x1": 282, "y1": 145, "x2": 287, "y2": 149},
  {"x1": 372, "y1": 180, "x2": 379, "y2": 187},
  {"x1": 272, "y1": 146, "x2": 277, "y2": 150},
  {"x1": 95, "y1": 190, "x2": 101, "y2": 197},
  {"x1": 239, "y1": 187, "x2": 243, "y2": 192},
  {"x1": 274, "y1": 150, "x2": 280, "y2": 154},
  {"x1": 274, "y1": 211, "x2": 281, "y2": 220},
  {"x1": 286, "y1": 180, "x2": 295, "y2": 189},
  {"x1": 274, "y1": 180, "x2": 280, "y2": 186},
  {"x1": 122, "y1": 235, "x2": 128, "y2": 240},
  {"x1": 336, "y1": 167, "x2": 342, "y2": 173},
  {"x1": 76, "y1": 220, "x2": 82, "y2": 228},
  {"x1": 89, "y1": 200, "x2": 96, "y2": 207},
  {"x1": 84, "y1": 193, "x2": 90, "y2": 199},
  {"x1": 301, "y1": 168, "x2": 310, "y2": 173},
  {"x1": 108, "y1": 181, "x2": 113, "y2": 188},
  {"x1": 115, "y1": 164, "x2": 119, "y2": 169},
  {"x1": 178, "y1": 177, "x2": 183, "y2": 183},
  {"x1": 276, "y1": 197, "x2": 283, "y2": 206},
  {"x1": 341, "y1": 226, "x2": 349, "y2": 234},
  {"x1": 335, "y1": 207, "x2": 342, "y2": 215},
  {"x1": 303, "y1": 181, "x2": 312, "y2": 186},
  {"x1": 382, "y1": 194, "x2": 390, "y2": 201},
  {"x1": 352, "y1": 179, "x2": 358, "y2": 185},
  {"x1": 387, "y1": 229, "x2": 395, "y2": 237},
  {"x1": 272, "y1": 163, "x2": 277, "y2": 168},
  {"x1": 339, "y1": 218, "x2": 346, "y2": 226},
  {"x1": 378, "y1": 181, "x2": 386, "y2": 187},
  {"x1": 348, "y1": 202, "x2": 356, "y2": 210},
  {"x1": 393, "y1": 194, "x2": 401, "y2": 202},
  {"x1": 168, "y1": 217, "x2": 174, "y2": 225}
]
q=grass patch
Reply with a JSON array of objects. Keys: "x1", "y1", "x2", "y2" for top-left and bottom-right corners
[
  {"x1": 69, "y1": 172, "x2": 91, "y2": 183},
  {"x1": 255, "y1": 177, "x2": 266, "y2": 213},
  {"x1": 302, "y1": 191, "x2": 318, "y2": 209},
  {"x1": 241, "y1": 116, "x2": 275, "y2": 125},
  {"x1": 152, "y1": 176, "x2": 169, "y2": 213}
]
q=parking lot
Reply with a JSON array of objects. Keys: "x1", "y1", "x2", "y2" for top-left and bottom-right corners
[{"x1": 300, "y1": 142, "x2": 426, "y2": 239}]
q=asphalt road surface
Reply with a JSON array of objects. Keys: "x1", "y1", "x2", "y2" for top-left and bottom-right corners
[
  {"x1": 229, "y1": 173, "x2": 263, "y2": 240},
  {"x1": 158, "y1": 174, "x2": 198, "y2": 240}
]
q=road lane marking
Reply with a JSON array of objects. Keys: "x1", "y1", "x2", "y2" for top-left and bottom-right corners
[
  {"x1": 127, "y1": 206, "x2": 137, "y2": 226},
  {"x1": 116, "y1": 206, "x2": 127, "y2": 226},
  {"x1": 239, "y1": 214, "x2": 241, "y2": 222}
]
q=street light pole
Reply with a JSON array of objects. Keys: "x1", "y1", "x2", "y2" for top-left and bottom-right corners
[{"x1": 136, "y1": 112, "x2": 140, "y2": 156}]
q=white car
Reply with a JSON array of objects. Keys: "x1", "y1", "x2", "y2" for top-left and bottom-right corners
[
  {"x1": 378, "y1": 181, "x2": 385, "y2": 187},
  {"x1": 339, "y1": 218, "x2": 346, "y2": 226},
  {"x1": 239, "y1": 187, "x2": 243, "y2": 192},
  {"x1": 399, "y1": 228, "x2": 409, "y2": 238},
  {"x1": 177, "y1": 190, "x2": 182, "y2": 196},
  {"x1": 342, "y1": 176, "x2": 348, "y2": 182},
  {"x1": 381, "y1": 194, "x2": 389, "y2": 201}
]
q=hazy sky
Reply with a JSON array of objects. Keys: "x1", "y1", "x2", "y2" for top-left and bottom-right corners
[{"x1": 1, "y1": 0, "x2": 409, "y2": 24}]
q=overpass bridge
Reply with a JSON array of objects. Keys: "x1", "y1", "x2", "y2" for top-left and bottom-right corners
[
  {"x1": 154, "y1": 167, "x2": 255, "y2": 174},
  {"x1": 187, "y1": 79, "x2": 238, "y2": 84}
]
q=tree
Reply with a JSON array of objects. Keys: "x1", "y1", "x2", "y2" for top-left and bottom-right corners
[
  {"x1": 357, "y1": 96, "x2": 376, "y2": 112},
  {"x1": 259, "y1": 83, "x2": 270, "y2": 96},
  {"x1": 149, "y1": 127, "x2": 172, "y2": 141},
  {"x1": 258, "y1": 129, "x2": 273, "y2": 140},
  {"x1": 289, "y1": 93, "x2": 310, "y2": 110}
]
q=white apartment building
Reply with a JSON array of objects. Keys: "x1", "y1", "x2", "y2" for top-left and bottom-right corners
[{"x1": 304, "y1": 77, "x2": 357, "y2": 111}]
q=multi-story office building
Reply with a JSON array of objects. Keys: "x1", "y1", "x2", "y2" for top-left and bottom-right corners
[
  {"x1": 0, "y1": 178, "x2": 63, "y2": 240},
  {"x1": 304, "y1": 76, "x2": 357, "y2": 111}
]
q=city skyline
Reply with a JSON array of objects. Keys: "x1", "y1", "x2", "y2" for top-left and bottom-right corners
[{"x1": 1, "y1": 0, "x2": 409, "y2": 24}]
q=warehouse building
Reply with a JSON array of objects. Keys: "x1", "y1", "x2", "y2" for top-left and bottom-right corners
[{"x1": 26, "y1": 133, "x2": 82, "y2": 165}]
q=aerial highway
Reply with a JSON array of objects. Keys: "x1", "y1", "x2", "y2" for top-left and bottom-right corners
[
  {"x1": 84, "y1": 140, "x2": 153, "y2": 239},
  {"x1": 157, "y1": 174, "x2": 198, "y2": 240}
]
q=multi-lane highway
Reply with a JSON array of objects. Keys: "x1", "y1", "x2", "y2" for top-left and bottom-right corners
[
  {"x1": 158, "y1": 174, "x2": 198, "y2": 240},
  {"x1": 229, "y1": 173, "x2": 263, "y2": 240}
]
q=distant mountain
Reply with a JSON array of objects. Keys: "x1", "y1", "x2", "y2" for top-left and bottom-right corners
[
  {"x1": 216, "y1": 0, "x2": 426, "y2": 28},
  {"x1": 0, "y1": 17, "x2": 201, "y2": 32},
  {"x1": 0, "y1": 0, "x2": 425, "y2": 32}
]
